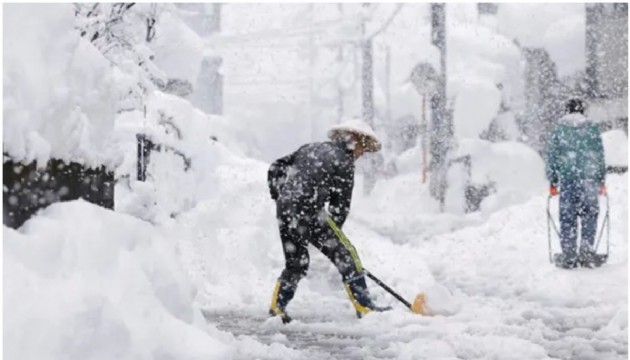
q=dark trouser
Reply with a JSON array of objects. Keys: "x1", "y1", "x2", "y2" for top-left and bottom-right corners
[
  {"x1": 272, "y1": 198, "x2": 368, "y2": 311},
  {"x1": 559, "y1": 180, "x2": 600, "y2": 258}
]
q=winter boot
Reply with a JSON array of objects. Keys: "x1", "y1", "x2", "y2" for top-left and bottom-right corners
[
  {"x1": 268, "y1": 308, "x2": 292, "y2": 324},
  {"x1": 268, "y1": 280, "x2": 294, "y2": 324},
  {"x1": 578, "y1": 247, "x2": 605, "y2": 268},
  {"x1": 344, "y1": 275, "x2": 392, "y2": 318},
  {"x1": 553, "y1": 252, "x2": 578, "y2": 269}
]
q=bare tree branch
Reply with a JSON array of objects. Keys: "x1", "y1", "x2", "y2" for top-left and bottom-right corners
[{"x1": 365, "y1": 4, "x2": 404, "y2": 40}]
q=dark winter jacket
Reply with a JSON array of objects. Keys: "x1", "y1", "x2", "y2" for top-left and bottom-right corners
[
  {"x1": 268, "y1": 140, "x2": 354, "y2": 227},
  {"x1": 546, "y1": 113, "x2": 606, "y2": 187}
]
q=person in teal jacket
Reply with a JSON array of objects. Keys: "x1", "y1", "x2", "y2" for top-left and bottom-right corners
[{"x1": 546, "y1": 98, "x2": 607, "y2": 269}]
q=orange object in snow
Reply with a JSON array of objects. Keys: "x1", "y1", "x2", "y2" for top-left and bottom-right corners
[{"x1": 410, "y1": 293, "x2": 430, "y2": 315}]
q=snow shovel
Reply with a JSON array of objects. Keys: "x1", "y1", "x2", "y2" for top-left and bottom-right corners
[
  {"x1": 365, "y1": 270, "x2": 430, "y2": 315},
  {"x1": 326, "y1": 217, "x2": 429, "y2": 315},
  {"x1": 546, "y1": 193, "x2": 610, "y2": 266}
]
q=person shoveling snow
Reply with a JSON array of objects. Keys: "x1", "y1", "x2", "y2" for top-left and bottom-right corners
[{"x1": 266, "y1": 118, "x2": 395, "y2": 323}]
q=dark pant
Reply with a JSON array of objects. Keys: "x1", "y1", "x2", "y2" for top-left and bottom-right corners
[
  {"x1": 559, "y1": 180, "x2": 600, "y2": 258},
  {"x1": 273, "y1": 198, "x2": 364, "y2": 310}
]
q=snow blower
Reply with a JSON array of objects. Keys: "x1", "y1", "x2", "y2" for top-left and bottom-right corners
[{"x1": 546, "y1": 193, "x2": 610, "y2": 267}]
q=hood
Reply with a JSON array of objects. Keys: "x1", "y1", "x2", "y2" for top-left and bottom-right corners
[{"x1": 559, "y1": 113, "x2": 590, "y2": 127}]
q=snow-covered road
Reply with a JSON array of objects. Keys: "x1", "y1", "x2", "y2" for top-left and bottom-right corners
[
  {"x1": 5, "y1": 162, "x2": 626, "y2": 360},
  {"x1": 202, "y1": 301, "x2": 627, "y2": 360}
]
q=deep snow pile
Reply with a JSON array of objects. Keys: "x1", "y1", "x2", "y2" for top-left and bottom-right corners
[
  {"x1": 4, "y1": 197, "x2": 305, "y2": 360},
  {"x1": 2, "y1": 3, "x2": 215, "y2": 169},
  {"x1": 448, "y1": 3, "x2": 523, "y2": 140},
  {"x1": 4, "y1": 202, "x2": 232, "y2": 359},
  {"x1": 113, "y1": 89, "x2": 252, "y2": 223},
  {"x1": 3, "y1": 4, "x2": 120, "y2": 168}
]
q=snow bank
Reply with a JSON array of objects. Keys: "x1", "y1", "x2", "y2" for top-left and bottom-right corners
[
  {"x1": 456, "y1": 139, "x2": 547, "y2": 214},
  {"x1": 4, "y1": 201, "x2": 233, "y2": 360},
  {"x1": 448, "y1": 12, "x2": 522, "y2": 140},
  {"x1": 390, "y1": 138, "x2": 546, "y2": 215},
  {"x1": 113, "y1": 90, "x2": 252, "y2": 222},
  {"x1": 451, "y1": 79, "x2": 502, "y2": 139},
  {"x1": 3, "y1": 4, "x2": 119, "y2": 168},
  {"x1": 3, "y1": 4, "x2": 214, "y2": 170}
]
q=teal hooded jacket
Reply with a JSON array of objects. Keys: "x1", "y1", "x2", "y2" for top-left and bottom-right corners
[{"x1": 545, "y1": 113, "x2": 606, "y2": 186}]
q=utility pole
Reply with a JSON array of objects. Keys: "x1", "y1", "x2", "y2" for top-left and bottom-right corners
[
  {"x1": 361, "y1": 3, "x2": 377, "y2": 195},
  {"x1": 429, "y1": 3, "x2": 450, "y2": 210},
  {"x1": 208, "y1": 3, "x2": 221, "y2": 34},
  {"x1": 308, "y1": 3, "x2": 316, "y2": 140},
  {"x1": 421, "y1": 95, "x2": 427, "y2": 183},
  {"x1": 585, "y1": 3, "x2": 602, "y2": 99},
  {"x1": 208, "y1": 3, "x2": 222, "y2": 115},
  {"x1": 337, "y1": 4, "x2": 345, "y2": 121},
  {"x1": 194, "y1": 3, "x2": 223, "y2": 115},
  {"x1": 385, "y1": 44, "x2": 392, "y2": 125},
  {"x1": 361, "y1": 4, "x2": 374, "y2": 128},
  {"x1": 410, "y1": 62, "x2": 437, "y2": 184}
]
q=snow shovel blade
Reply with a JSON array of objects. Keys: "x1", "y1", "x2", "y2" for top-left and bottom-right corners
[{"x1": 410, "y1": 293, "x2": 430, "y2": 315}]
